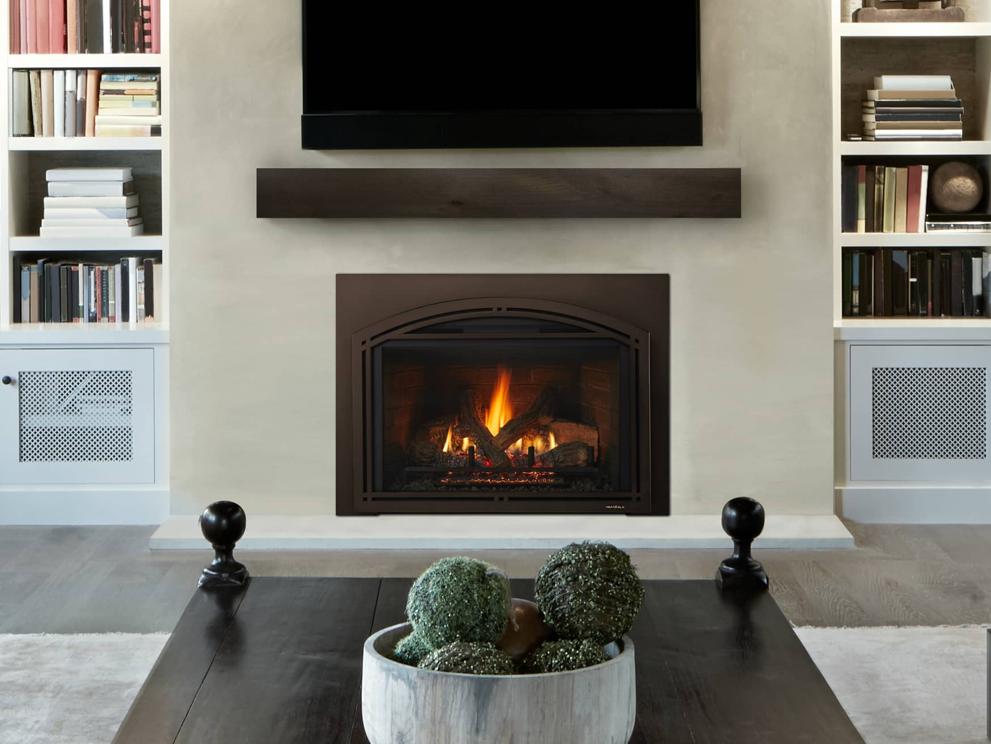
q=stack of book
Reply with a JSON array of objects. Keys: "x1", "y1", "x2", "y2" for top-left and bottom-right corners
[
  {"x1": 843, "y1": 247, "x2": 990, "y2": 318},
  {"x1": 841, "y1": 164, "x2": 930, "y2": 233},
  {"x1": 95, "y1": 72, "x2": 160, "y2": 137},
  {"x1": 40, "y1": 167, "x2": 143, "y2": 238},
  {"x1": 11, "y1": 70, "x2": 161, "y2": 138},
  {"x1": 9, "y1": 0, "x2": 161, "y2": 54},
  {"x1": 863, "y1": 75, "x2": 963, "y2": 141},
  {"x1": 13, "y1": 255, "x2": 160, "y2": 324}
]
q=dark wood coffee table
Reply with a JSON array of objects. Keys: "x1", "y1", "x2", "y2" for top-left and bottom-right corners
[{"x1": 113, "y1": 578, "x2": 863, "y2": 743}]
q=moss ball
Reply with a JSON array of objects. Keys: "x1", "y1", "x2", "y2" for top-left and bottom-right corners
[
  {"x1": 534, "y1": 542, "x2": 644, "y2": 644},
  {"x1": 392, "y1": 631, "x2": 432, "y2": 666},
  {"x1": 520, "y1": 638, "x2": 609, "y2": 674},
  {"x1": 407, "y1": 557, "x2": 511, "y2": 648},
  {"x1": 418, "y1": 642, "x2": 515, "y2": 675}
]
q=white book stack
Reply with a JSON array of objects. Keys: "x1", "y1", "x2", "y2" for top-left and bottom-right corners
[
  {"x1": 40, "y1": 167, "x2": 144, "y2": 238},
  {"x1": 862, "y1": 75, "x2": 964, "y2": 142}
]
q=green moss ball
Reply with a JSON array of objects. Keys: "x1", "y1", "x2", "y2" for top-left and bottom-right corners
[
  {"x1": 534, "y1": 542, "x2": 645, "y2": 644},
  {"x1": 391, "y1": 631, "x2": 432, "y2": 666},
  {"x1": 520, "y1": 638, "x2": 609, "y2": 674},
  {"x1": 407, "y1": 557, "x2": 511, "y2": 648},
  {"x1": 418, "y1": 642, "x2": 515, "y2": 675}
]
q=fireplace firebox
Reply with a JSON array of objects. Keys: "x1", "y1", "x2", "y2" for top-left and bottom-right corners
[{"x1": 337, "y1": 275, "x2": 669, "y2": 515}]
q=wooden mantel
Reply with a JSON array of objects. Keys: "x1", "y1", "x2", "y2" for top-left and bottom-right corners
[{"x1": 256, "y1": 168, "x2": 741, "y2": 219}]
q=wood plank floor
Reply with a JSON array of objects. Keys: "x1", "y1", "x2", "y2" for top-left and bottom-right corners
[{"x1": 1, "y1": 521, "x2": 989, "y2": 632}]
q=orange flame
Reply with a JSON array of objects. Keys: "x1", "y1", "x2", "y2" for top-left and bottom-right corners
[
  {"x1": 462, "y1": 436, "x2": 471, "y2": 452},
  {"x1": 442, "y1": 426, "x2": 453, "y2": 454},
  {"x1": 484, "y1": 367, "x2": 513, "y2": 436}
]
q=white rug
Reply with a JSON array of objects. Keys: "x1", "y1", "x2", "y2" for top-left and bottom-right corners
[
  {"x1": 0, "y1": 629, "x2": 985, "y2": 743},
  {"x1": 0, "y1": 633, "x2": 169, "y2": 744},
  {"x1": 797, "y1": 626, "x2": 987, "y2": 744}
]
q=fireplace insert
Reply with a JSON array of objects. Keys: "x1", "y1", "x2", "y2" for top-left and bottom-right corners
[{"x1": 337, "y1": 275, "x2": 669, "y2": 515}]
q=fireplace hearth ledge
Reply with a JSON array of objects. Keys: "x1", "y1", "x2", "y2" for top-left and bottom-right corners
[{"x1": 148, "y1": 514, "x2": 854, "y2": 550}]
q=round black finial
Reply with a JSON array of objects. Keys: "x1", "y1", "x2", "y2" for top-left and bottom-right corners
[
  {"x1": 198, "y1": 501, "x2": 249, "y2": 589},
  {"x1": 716, "y1": 497, "x2": 769, "y2": 593}
]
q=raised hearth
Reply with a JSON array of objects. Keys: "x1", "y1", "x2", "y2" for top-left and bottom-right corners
[{"x1": 337, "y1": 275, "x2": 669, "y2": 516}]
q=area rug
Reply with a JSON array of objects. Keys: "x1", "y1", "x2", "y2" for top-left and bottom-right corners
[
  {"x1": 796, "y1": 626, "x2": 987, "y2": 744},
  {"x1": 0, "y1": 629, "x2": 985, "y2": 743},
  {"x1": 0, "y1": 633, "x2": 169, "y2": 744}
]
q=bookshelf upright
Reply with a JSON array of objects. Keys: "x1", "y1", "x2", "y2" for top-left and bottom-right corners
[
  {"x1": 0, "y1": 1, "x2": 170, "y2": 524},
  {"x1": 832, "y1": 0, "x2": 991, "y2": 522}
]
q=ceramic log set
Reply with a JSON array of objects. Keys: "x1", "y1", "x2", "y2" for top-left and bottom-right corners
[{"x1": 362, "y1": 622, "x2": 636, "y2": 744}]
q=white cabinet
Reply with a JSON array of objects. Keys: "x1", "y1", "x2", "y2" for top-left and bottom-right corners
[
  {"x1": 0, "y1": 347, "x2": 156, "y2": 485},
  {"x1": 849, "y1": 344, "x2": 991, "y2": 482}
]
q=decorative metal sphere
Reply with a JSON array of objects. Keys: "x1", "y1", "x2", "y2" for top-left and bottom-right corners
[{"x1": 930, "y1": 161, "x2": 984, "y2": 214}]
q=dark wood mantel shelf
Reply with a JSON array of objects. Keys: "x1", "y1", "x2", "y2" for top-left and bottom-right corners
[{"x1": 256, "y1": 168, "x2": 741, "y2": 219}]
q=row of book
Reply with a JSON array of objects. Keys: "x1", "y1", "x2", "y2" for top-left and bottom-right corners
[
  {"x1": 11, "y1": 69, "x2": 160, "y2": 138},
  {"x1": 41, "y1": 167, "x2": 144, "y2": 237},
  {"x1": 862, "y1": 75, "x2": 963, "y2": 142},
  {"x1": 12, "y1": 256, "x2": 160, "y2": 324},
  {"x1": 843, "y1": 248, "x2": 990, "y2": 318},
  {"x1": 841, "y1": 164, "x2": 929, "y2": 234},
  {"x1": 9, "y1": 0, "x2": 160, "y2": 54}
]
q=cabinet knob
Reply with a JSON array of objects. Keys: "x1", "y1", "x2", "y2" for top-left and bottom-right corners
[{"x1": 1, "y1": 376, "x2": 13, "y2": 386}]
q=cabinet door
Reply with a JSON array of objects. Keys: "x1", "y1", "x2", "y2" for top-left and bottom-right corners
[
  {"x1": 850, "y1": 344, "x2": 991, "y2": 482},
  {"x1": 0, "y1": 348, "x2": 156, "y2": 485}
]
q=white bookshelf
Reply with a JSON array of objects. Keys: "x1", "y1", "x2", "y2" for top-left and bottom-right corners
[
  {"x1": 832, "y1": 0, "x2": 991, "y2": 524},
  {"x1": 0, "y1": 2, "x2": 170, "y2": 524}
]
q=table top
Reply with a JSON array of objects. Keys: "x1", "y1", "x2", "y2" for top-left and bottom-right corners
[{"x1": 113, "y1": 578, "x2": 863, "y2": 744}]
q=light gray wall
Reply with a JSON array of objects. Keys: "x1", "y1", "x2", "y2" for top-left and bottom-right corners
[{"x1": 170, "y1": 0, "x2": 834, "y2": 518}]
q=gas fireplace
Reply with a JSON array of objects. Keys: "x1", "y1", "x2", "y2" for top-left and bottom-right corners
[{"x1": 337, "y1": 275, "x2": 669, "y2": 515}]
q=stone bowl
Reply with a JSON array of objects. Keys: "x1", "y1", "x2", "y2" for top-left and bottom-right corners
[{"x1": 362, "y1": 622, "x2": 636, "y2": 744}]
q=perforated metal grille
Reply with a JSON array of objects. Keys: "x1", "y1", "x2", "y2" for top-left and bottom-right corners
[
  {"x1": 18, "y1": 371, "x2": 134, "y2": 462},
  {"x1": 872, "y1": 366, "x2": 986, "y2": 460}
]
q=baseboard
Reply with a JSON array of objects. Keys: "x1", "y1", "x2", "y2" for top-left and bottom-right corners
[
  {"x1": 149, "y1": 513, "x2": 854, "y2": 551},
  {"x1": 0, "y1": 486, "x2": 170, "y2": 525},
  {"x1": 837, "y1": 486, "x2": 991, "y2": 524}
]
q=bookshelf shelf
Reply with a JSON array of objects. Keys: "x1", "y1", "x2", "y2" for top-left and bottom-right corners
[
  {"x1": 839, "y1": 21, "x2": 991, "y2": 38},
  {"x1": 9, "y1": 235, "x2": 165, "y2": 252},
  {"x1": 839, "y1": 140, "x2": 991, "y2": 156},
  {"x1": 0, "y1": 322, "x2": 168, "y2": 344},
  {"x1": 8, "y1": 137, "x2": 162, "y2": 151},
  {"x1": 834, "y1": 318, "x2": 991, "y2": 340},
  {"x1": 840, "y1": 232, "x2": 991, "y2": 247},
  {"x1": 6, "y1": 53, "x2": 161, "y2": 69}
]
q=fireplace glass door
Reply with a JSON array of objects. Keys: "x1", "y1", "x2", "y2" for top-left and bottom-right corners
[{"x1": 371, "y1": 316, "x2": 634, "y2": 495}]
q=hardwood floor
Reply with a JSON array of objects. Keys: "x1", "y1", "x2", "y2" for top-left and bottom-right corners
[{"x1": 1, "y1": 521, "x2": 989, "y2": 633}]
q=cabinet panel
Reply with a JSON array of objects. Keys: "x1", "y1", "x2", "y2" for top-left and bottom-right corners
[
  {"x1": 0, "y1": 348, "x2": 155, "y2": 485},
  {"x1": 850, "y1": 344, "x2": 991, "y2": 481}
]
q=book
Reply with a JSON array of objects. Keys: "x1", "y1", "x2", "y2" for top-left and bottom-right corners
[
  {"x1": 25, "y1": 0, "x2": 36, "y2": 53},
  {"x1": 85, "y1": 69, "x2": 100, "y2": 136},
  {"x1": 41, "y1": 217, "x2": 142, "y2": 227},
  {"x1": 43, "y1": 206, "x2": 139, "y2": 218},
  {"x1": 53, "y1": 69, "x2": 65, "y2": 137},
  {"x1": 47, "y1": 166, "x2": 133, "y2": 181},
  {"x1": 841, "y1": 165, "x2": 858, "y2": 233},
  {"x1": 894, "y1": 167, "x2": 908, "y2": 233},
  {"x1": 36, "y1": 0, "x2": 50, "y2": 53},
  {"x1": 863, "y1": 112, "x2": 962, "y2": 122},
  {"x1": 49, "y1": 0, "x2": 65, "y2": 52},
  {"x1": 856, "y1": 165, "x2": 866, "y2": 234},
  {"x1": 867, "y1": 89, "x2": 959, "y2": 100},
  {"x1": 40, "y1": 69, "x2": 54, "y2": 137},
  {"x1": 926, "y1": 219, "x2": 991, "y2": 232},
  {"x1": 47, "y1": 181, "x2": 137, "y2": 197},
  {"x1": 101, "y1": 0, "x2": 112, "y2": 53},
  {"x1": 10, "y1": 0, "x2": 20, "y2": 53},
  {"x1": 905, "y1": 165, "x2": 922, "y2": 235},
  {"x1": 39, "y1": 224, "x2": 144, "y2": 237},
  {"x1": 67, "y1": 0, "x2": 79, "y2": 53},
  {"x1": 84, "y1": 0, "x2": 103, "y2": 52},
  {"x1": 874, "y1": 75, "x2": 954, "y2": 91},
  {"x1": 95, "y1": 114, "x2": 162, "y2": 126},
  {"x1": 64, "y1": 68, "x2": 76, "y2": 137},
  {"x1": 141, "y1": 0, "x2": 151, "y2": 51},
  {"x1": 44, "y1": 194, "x2": 139, "y2": 207},
  {"x1": 28, "y1": 70, "x2": 42, "y2": 135},
  {"x1": 149, "y1": 0, "x2": 158, "y2": 51},
  {"x1": 883, "y1": 166, "x2": 897, "y2": 232},
  {"x1": 12, "y1": 70, "x2": 32, "y2": 136},
  {"x1": 76, "y1": 69, "x2": 87, "y2": 135},
  {"x1": 95, "y1": 124, "x2": 161, "y2": 136}
]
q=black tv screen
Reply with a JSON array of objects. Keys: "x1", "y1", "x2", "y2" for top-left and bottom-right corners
[{"x1": 302, "y1": 2, "x2": 702, "y2": 149}]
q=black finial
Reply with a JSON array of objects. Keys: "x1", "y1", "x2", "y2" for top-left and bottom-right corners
[
  {"x1": 715, "y1": 497, "x2": 769, "y2": 593},
  {"x1": 198, "y1": 501, "x2": 249, "y2": 589}
]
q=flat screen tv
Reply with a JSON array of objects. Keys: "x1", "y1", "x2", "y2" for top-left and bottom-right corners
[{"x1": 301, "y1": 2, "x2": 702, "y2": 150}]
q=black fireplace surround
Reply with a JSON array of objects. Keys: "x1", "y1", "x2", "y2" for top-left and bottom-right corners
[{"x1": 337, "y1": 275, "x2": 669, "y2": 516}]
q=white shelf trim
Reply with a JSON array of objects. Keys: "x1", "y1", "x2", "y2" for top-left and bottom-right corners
[
  {"x1": 7, "y1": 53, "x2": 161, "y2": 69},
  {"x1": 839, "y1": 21, "x2": 991, "y2": 38},
  {"x1": 840, "y1": 232, "x2": 991, "y2": 247},
  {"x1": 9, "y1": 136, "x2": 162, "y2": 151},
  {"x1": 839, "y1": 140, "x2": 991, "y2": 156},
  {"x1": 9, "y1": 235, "x2": 165, "y2": 252}
]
